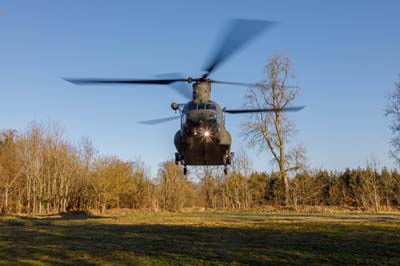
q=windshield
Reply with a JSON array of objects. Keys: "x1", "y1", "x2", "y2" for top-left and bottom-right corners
[{"x1": 186, "y1": 102, "x2": 216, "y2": 111}]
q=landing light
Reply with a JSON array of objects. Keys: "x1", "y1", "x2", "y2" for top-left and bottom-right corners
[{"x1": 204, "y1": 131, "x2": 210, "y2": 137}]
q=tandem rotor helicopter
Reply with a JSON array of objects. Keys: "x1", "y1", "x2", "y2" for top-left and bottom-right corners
[{"x1": 65, "y1": 19, "x2": 304, "y2": 175}]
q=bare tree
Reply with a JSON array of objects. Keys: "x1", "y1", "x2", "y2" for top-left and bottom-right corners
[
  {"x1": 195, "y1": 166, "x2": 219, "y2": 209},
  {"x1": 0, "y1": 130, "x2": 20, "y2": 214},
  {"x1": 224, "y1": 152, "x2": 252, "y2": 209},
  {"x1": 128, "y1": 158, "x2": 152, "y2": 209},
  {"x1": 157, "y1": 161, "x2": 193, "y2": 211},
  {"x1": 385, "y1": 77, "x2": 400, "y2": 165},
  {"x1": 242, "y1": 54, "x2": 305, "y2": 205}
]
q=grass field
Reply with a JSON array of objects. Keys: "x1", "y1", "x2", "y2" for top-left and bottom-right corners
[{"x1": 1, "y1": 212, "x2": 400, "y2": 266}]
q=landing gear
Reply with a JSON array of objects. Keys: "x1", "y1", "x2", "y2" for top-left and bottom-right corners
[
  {"x1": 174, "y1": 152, "x2": 187, "y2": 175},
  {"x1": 222, "y1": 151, "x2": 234, "y2": 175},
  {"x1": 183, "y1": 166, "x2": 188, "y2": 176},
  {"x1": 227, "y1": 152, "x2": 234, "y2": 165},
  {"x1": 175, "y1": 152, "x2": 180, "y2": 165}
]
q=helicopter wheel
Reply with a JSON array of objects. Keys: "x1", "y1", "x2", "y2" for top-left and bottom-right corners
[
  {"x1": 175, "y1": 152, "x2": 180, "y2": 165},
  {"x1": 224, "y1": 150, "x2": 233, "y2": 165},
  {"x1": 183, "y1": 166, "x2": 188, "y2": 176},
  {"x1": 228, "y1": 152, "x2": 234, "y2": 165},
  {"x1": 223, "y1": 152, "x2": 229, "y2": 175}
]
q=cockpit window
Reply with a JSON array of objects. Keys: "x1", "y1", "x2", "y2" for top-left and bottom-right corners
[
  {"x1": 185, "y1": 102, "x2": 217, "y2": 111},
  {"x1": 186, "y1": 103, "x2": 217, "y2": 111},
  {"x1": 186, "y1": 102, "x2": 196, "y2": 111},
  {"x1": 206, "y1": 104, "x2": 216, "y2": 110}
]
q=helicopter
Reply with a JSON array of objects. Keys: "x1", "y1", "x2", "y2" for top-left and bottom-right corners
[{"x1": 65, "y1": 19, "x2": 304, "y2": 175}]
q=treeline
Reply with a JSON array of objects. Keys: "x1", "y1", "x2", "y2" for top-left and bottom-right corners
[
  {"x1": 0, "y1": 122, "x2": 399, "y2": 215},
  {"x1": 191, "y1": 164, "x2": 400, "y2": 212}
]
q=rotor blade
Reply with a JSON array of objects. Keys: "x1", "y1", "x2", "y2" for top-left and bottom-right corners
[
  {"x1": 224, "y1": 106, "x2": 305, "y2": 114},
  {"x1": 202, "y1": 19, "x2": 277, "y2": 78},
  {"x1": 156, "y1": 73, "x2": 192, "y2": 99},
  {"x1": 210, "y1": 79, "x2": 256, "y2": 87},
  {"x1": 211, "y1": 80, "x2": 300, "y2": 89},
  {"x1": 64, "y1": 78, "x2": 188, "y2": 86},
  {"x1": 138, "y1": 116, "x2": 180, "y2": 125}
]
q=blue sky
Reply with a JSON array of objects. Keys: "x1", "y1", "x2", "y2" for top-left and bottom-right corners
[{"x1": 1, "y1": 0, "x2": 399, "y2": 175}]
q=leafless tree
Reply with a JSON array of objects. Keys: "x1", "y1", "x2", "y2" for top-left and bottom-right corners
[
  {"x1": 242, "y1": 54, "x2": 305, "y2": 205},
  {"x1": 224, "y1": 152, "x2": 252, "y2": 209},
  {"x1": 157, "y1": 161, "x2": 193, "y2": 211},
  {"x1": 0, "y1": 130, "x2": 20, "y2": 214},
  {"x1": 385, "y1": 77, "x2": 400, "y2": 165},
  {"x1": 195, "y1": 166, "x2": 219, "y2": 209}
]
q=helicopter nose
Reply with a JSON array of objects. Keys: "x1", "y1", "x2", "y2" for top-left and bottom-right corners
[{"x1": 189, "y1": 111, "x2": 216, "y2": 124}]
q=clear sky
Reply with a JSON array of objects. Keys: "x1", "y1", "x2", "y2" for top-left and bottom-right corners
[{"x1": 1, "y1": 0, "x2": 399, "y2": 176}]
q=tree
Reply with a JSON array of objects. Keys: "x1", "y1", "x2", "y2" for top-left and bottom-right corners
[
  {"x1": 71, "y1": 137, "x2": 97, "y2": 211},
  {"x1": 124, "y1": 159, "x2": 154, "y2": 209},
  {"x1": 248, "y1": 172, "x2": 269, "y2": 207},
  {"x1": 380, "y1": 167, "x2": 395, "y2": 208},
  {"x1": 0, "y1": 130, "x2": 20, "y2": 214},
  {"x1": 157, "y1": 161, "x2": 193, "y2": 211},
  {"x1": 385, "y1": 76, "x2": 400, "y2": 164},
  {"x1": 91, "y1": 156, "x2": 132, "y2": 212},
  {"x1": 242, "y1": 54, "x2": 305, "y2": 205},
  {"x1": 196, "y1": 166, "x2": 218, "y2": 209},
  {"x1": 224, "y1": 152, "x2": 252, "y2": 209}
]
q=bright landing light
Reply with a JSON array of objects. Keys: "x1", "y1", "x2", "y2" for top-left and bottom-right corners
[{"x1": 204, "y1": 131, "x2": 210, "y2": 137}]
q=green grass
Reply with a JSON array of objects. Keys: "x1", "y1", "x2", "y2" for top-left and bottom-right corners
[{"x1": 1, "y1": 212, "x2": 400, "y2": 265}]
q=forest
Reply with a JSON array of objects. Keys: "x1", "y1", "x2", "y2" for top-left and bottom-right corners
[
  {"x1": 2, "y1": 56, "x2": 400, "y2": 215},
  {"x1": 0, "y1": 121, "x2": 399, "y2": 215}
]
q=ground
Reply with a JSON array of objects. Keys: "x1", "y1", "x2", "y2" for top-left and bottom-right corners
[{"x1": 0, "y1": 212, "x2": 400, "y2": 266}]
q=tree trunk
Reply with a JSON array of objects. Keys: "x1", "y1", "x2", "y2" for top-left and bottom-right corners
[{"x1": 4, "y1": 186, "x2": 9, "y2": 214}]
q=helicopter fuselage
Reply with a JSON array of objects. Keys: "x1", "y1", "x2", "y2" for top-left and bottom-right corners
[
  {"x1": 173, "y1": 82, "x2": 232, "y2": 166},
  {"x1": 174, "y1": 100, "x2": 232, "y2": 166}
]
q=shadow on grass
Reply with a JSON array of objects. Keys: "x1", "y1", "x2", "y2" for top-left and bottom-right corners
[
  {"x1": 1, "y1": 216, "x2": 400, "y2": 266},
  {"x1": 19, "y1": 210, "x2": 109, "y2": 220}
]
